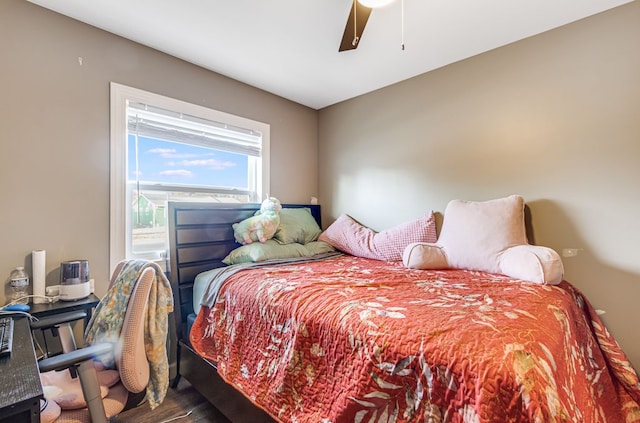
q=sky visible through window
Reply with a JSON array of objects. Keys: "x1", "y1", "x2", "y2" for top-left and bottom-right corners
[{"x1": 127, "y1": 135, "x2": 249, "y2": 188}]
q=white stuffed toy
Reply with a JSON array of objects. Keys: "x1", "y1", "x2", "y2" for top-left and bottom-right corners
[{"x1": 233, "y1": 197, "x2": 282, "y2": 244}]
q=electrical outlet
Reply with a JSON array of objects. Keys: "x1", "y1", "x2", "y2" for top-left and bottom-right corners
[{"x1": 562, "y1": 248, "x2": 579, "y2": 257}]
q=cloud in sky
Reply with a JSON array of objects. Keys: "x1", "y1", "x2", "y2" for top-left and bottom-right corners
[
  {"x1": 139, "y1": 142, "x2": 241, "y2": 183},
  {"x1": 159, "y1": 169, "x2": 195, "y2": 178},
  {"x1": 179, "y1": 158, "x2": 237, "y2": 171}
]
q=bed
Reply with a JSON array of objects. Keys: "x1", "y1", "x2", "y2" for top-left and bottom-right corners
[{"x1": 167, "y1": 201, "x2": 640, "y2": 422}]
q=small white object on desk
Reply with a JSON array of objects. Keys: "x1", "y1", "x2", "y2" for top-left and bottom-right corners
[{"x1": 32, "y1": 249, "x2": 47, "y2": 304}]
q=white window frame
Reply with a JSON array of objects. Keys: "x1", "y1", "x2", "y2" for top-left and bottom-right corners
[{"x1": 110, "y1": 82, "x2": 270, "y2": 271}]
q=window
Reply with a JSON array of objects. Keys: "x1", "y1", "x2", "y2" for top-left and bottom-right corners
[{"x1": 110, "y1": 83, "x2": 270, "y2": 270}]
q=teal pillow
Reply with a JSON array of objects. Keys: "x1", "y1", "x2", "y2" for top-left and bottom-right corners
[
  {"x1": 304, "y1": 241, "x2": 336, "y2": 256},
  {"x1": 273, "y1": 208, "x2": 322, "y2": 245},
  {"x1": 223, "y1": 240, "x2": 334, "y2": 265}
]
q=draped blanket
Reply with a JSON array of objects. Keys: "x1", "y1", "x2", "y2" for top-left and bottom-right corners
[
  {"x1": 199, "y1": 252, "x2": 342, "y2": 310},
  {"x1": 191, "y1": 255, "x2": 640, "y2": 423},
  {"x1": 85, "y1": 260, "x2": 174, "y2": 409}
]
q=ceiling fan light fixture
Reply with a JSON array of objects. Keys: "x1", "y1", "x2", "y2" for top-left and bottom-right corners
[{"x1": 357, "y1": 0, "x2": 395, "y2": 8}]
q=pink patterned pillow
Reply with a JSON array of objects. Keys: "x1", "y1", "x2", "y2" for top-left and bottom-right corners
[{"x1": 318, "y1": 212, "x2": 437, "y2": 261}]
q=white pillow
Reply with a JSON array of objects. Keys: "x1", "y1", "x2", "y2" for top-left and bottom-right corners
[{"x1": 402, "y1": 195, "x2": 564, "y2": 285}]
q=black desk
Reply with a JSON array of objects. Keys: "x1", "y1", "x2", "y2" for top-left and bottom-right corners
[
  {"x1": 29, "y1": 294, "x2": 101, "y2": 359},
  {"x1": 0, "y1": 317, "x2": 43, "y2": 423},
  {"x1": 29, "y1": 294, "x2": 101, "y2": 328}
]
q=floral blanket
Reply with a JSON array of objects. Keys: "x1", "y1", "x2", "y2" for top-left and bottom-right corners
[
  {"x1": 85, "y1": 260, "x2": 173, "y2": 409},
  {"x1": 190, "y1": 255, "x2": 640, "y2": 422}
]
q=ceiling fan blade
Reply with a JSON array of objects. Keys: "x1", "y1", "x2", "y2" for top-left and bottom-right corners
[{"x1": 339, "y1": 1, "x2": 372, "y2": 52}]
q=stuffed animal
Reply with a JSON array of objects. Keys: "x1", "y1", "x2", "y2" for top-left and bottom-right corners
[{"x1": 233, "y1": 197, "x2": 282, "y2": 244}]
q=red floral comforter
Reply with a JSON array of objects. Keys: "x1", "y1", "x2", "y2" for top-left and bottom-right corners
[{"x1": 190, "y1": 255, "x2": 640, "y2": 422}]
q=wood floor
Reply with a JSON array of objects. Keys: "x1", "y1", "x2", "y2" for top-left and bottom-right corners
[{"x1": 112, "y1": 377, "x2": 231, "y2": 423}]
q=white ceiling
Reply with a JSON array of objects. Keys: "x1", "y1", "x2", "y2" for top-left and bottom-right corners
[{"x1": 28, "y1": 0, "x2": 633, "y2": 110}]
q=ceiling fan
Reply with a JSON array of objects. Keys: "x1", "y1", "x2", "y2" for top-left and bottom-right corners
[{"x1": 339, "y1": 0, "x2": 396, "y2": 52}]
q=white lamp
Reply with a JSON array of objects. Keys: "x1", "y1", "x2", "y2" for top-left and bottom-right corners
[{"x1": 357, "y1": 0, "x2": 396, "y2": 7}]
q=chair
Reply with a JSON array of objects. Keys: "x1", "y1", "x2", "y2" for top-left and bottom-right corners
[{"x1": 35, "y1": 260, "x2": 173, "y2": 423}]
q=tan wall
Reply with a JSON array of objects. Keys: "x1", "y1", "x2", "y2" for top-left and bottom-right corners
[
  {"x1": 319, "y1": 2, "x2": 640, "y2": 369},
  {"x1": 0, "y1": 1, "x2": 318, "y2": 301}
]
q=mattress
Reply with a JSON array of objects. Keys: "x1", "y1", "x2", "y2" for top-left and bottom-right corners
[{"x1": 193, "y1": 267, "x2": 218, "y2": 316}]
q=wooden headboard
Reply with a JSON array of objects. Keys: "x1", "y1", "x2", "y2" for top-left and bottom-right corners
[{"x1": 167, "y1": 202, "x2": 321, "y2": 342}]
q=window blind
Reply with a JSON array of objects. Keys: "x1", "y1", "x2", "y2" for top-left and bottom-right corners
[{"x1": 127, "y1": 102, "x2": 262, "y2": 157}]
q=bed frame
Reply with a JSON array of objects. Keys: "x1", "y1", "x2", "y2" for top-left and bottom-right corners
[{"x1": 166, "y1": 201, "x2": 321, "y2": 422}]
